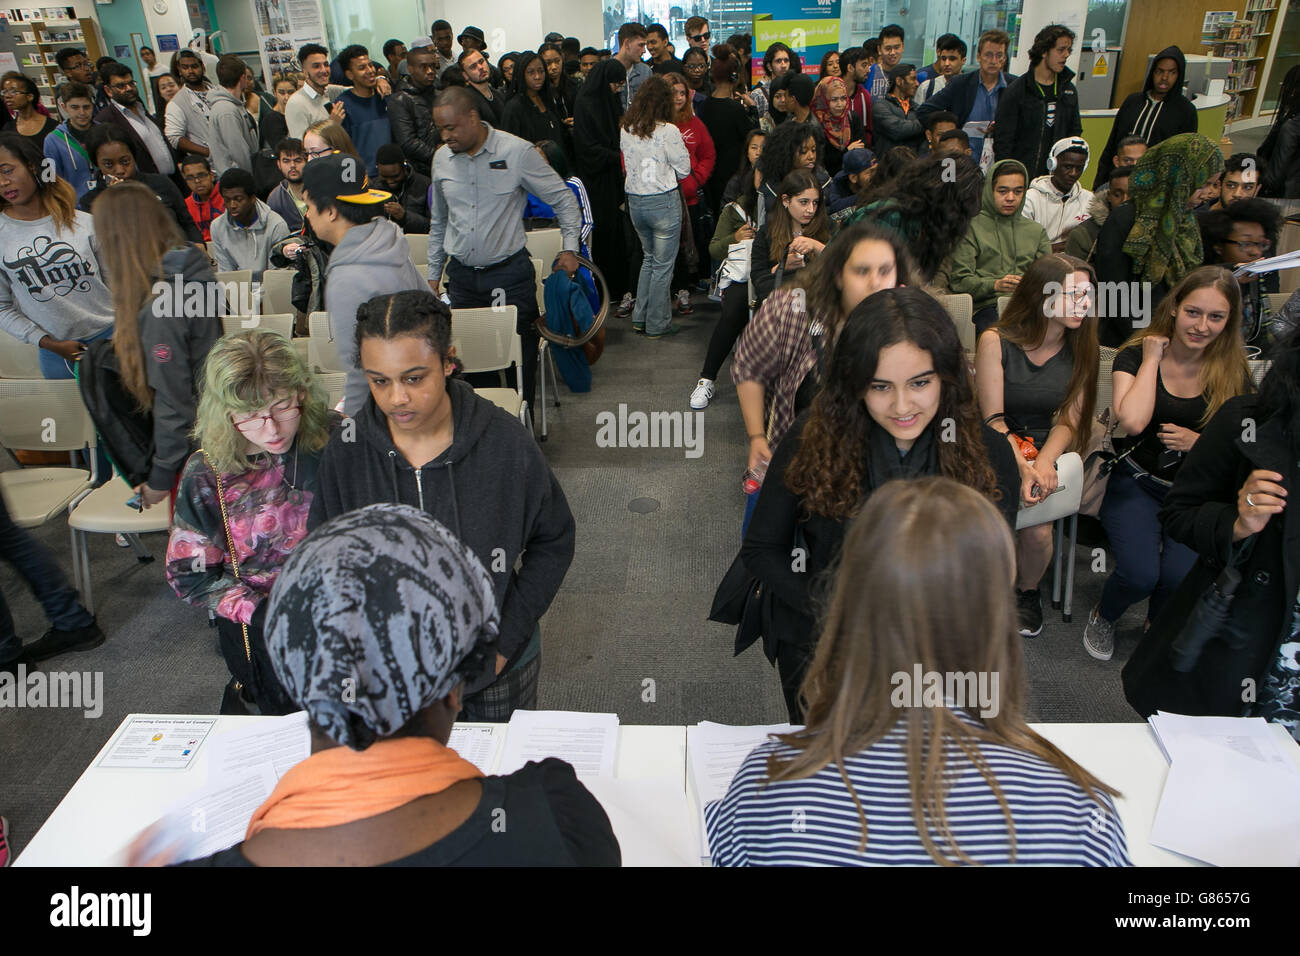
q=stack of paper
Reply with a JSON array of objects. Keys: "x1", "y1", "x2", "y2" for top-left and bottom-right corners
[
  {"x1": 1148, "y1": 712, "x2": 1300, "y2": 866},
  {"x1": 497, "y1": 709, "x2": 619, "y2": 779},
  {"x1": 687, "y1": 721, "x2": 799, "y2": 862},
  {"x1": 1233, "y1": 248, "x2": 1300, "y2": 278}
]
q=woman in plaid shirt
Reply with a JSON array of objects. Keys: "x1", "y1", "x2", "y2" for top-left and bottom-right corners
[{"x1": 732, "y1": 223, "x2": 919, "y2": 478}]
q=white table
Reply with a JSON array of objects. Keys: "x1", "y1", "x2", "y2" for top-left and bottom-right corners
[{"x1": 17, "y1": 716, "x2": 1296, "y2": 867}]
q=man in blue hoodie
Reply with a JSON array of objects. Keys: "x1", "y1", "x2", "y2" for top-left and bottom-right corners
[
  {"x1": 302, "y1": 153, "x2": 425, "y2": 415},
  {"x1": 44, "y1": 82, "x2": 96, "y2": 199},
  {"x1": 1093, "y1": 46, "x2": 1198, "y2": 188}
]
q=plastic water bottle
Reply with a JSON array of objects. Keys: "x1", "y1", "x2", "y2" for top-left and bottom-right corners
[{"x1": 742, "y1": 457, "x2": 769, "y2": 495}]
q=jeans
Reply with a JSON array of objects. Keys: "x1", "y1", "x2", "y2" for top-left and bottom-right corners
[
  {"x1": 1097, "y1": 464, "x2": 1197, "y2": 624},
  {"x1": 38, "y1": 324, "x2": 113, "y2": 380},
  {"x1": 0, "y1": 492, "x2": 93, "y2": 663},
  {"x1": 446, "y1": 249, "x2": 540, "y2": 414},
  {"x1": 628, "y1": 190, "x2": 682, "y2": 336}
]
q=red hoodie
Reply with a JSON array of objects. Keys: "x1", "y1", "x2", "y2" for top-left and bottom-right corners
[
  {"x1": 185, "y1": 182, "x2": 226, "y2": 242},
  {"x1": 675, "y1": 115, "x2": 716, "y2": 207}
]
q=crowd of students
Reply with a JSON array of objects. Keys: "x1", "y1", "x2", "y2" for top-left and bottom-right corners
[{"x1": 2, "y1": 15, "x2": 1300, "y2": 868}]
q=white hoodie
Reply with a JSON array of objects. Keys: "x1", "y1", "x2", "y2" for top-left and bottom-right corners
[{"x1": 1022, "y1": 175, "x2": 1094, "y2": 244}]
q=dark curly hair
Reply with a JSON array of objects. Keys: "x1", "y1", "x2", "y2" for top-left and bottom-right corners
[
  {"x1": 853, "y1": 145, "x2": 916, "y2": 207},
  {"x1": 355, "y1": 289, "x2": 459, "y2": 376},
  {"x1": 1200, "y1": 198, "x2": 1281, "y2": 264},
  {"x1": 860, "y1": 152, "x2": 982, "y2": 281},
  {"x1": 1028, "y1": 24, "x2": 1075, "y2": 67},
  {"x1": 757, "y1": 120, "x2": 819, "y2": 189},
  {"x1": 786, "y1": 286, "x2": 999, "y2": 520}
]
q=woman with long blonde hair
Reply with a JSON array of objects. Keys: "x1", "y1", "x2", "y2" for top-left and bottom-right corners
[
  {"x1": 165, "y1": 330, "x2": 337, "y2": 713},
  {"x1": 1083, "y1": 266, "x2": 1254, "y2": 661},
  {"x1": 976, "y1": 252, "x2": 1100, "y2": 636},
  {"x1": 93, "y1": 182, "x2": 223, "y2": 510},
  {"x1": 708, "y1": 477, "x2": 1130, "y2": 866}
]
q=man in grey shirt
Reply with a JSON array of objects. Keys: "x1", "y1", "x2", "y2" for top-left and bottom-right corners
[
  {"x1": 207, "y1": 54, "x2": 258, "y2": 175},
  {"x1": 164, "y1": 49, "x2": 214, "y2": 158},
  {"x1": 428, "y1": 87, "x2": 581, "y2": 417}
]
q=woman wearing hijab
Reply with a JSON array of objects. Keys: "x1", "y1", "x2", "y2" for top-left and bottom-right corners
[
  {"x1": 164, "y1": 504, "x2": 620, "y2": 866},
  {"x1": 573, "y1": 57, "x2": 632, "y2": 306},
  {"x1": 1094, "y1": 133, "x2": 1224, "y2": 347},
  {"x1": 811, "y1": 76, "x2": 865, "y2": 177}
]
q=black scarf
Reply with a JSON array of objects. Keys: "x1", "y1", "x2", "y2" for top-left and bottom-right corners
[{"x1": 865, "y1": 421, "x2": 939, "y2": 489}]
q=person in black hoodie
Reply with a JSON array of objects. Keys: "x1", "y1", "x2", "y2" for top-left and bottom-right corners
[
  {"x1": 1093, "y1": 46, "x2": 1198, "y2": 189},
  {"x1": 993, "y1": 24, "x2": 1081, "y2": 180},
  {"x1": 308, "y1": 290, "x2": 575, "y2": 721},
  {"x1": 78, "y1": 124, "x2": 201, "y2": 242}
]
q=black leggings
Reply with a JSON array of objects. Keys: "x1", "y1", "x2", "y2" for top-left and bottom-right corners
[
  {"x1": 216, "y1": 616, "x2": 297, "y2": 715},
  {"x1": 776, "y1": 638, "x2": 814, "y2": 725},
  {"x1": 700, "y1": 283, "x2": 750, "y2": 381}
]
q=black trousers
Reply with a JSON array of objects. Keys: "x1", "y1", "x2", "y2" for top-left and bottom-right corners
[
  {"x1": 700, "y1": 282, "x2": 750, "y2": 381},
  {"x1": 216, "y1": 616, "x2": 297, "y2": 716},
  {"x1": 775, "y1": 639, "x2": 814, "y2": 725},
  {"x1": 446, "y1": 249, "x2": 540, "y2": 415}
]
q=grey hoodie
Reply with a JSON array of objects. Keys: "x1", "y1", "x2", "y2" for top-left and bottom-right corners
[
  {"x1": 307, "y1": 378, "x2": 575, "y2": 690},
  {"x1": 323, "y1": 217, "x2": 425, "y2": 414},
  {"x1": 0, "y1": 209, "x2": 113, "y2": 345},
  {"x1": 207, "y1": 86, "x2": 258, "y2": 175},
  {"x1": 209, "y1": 199, "x2": 290, "y2": 280}
]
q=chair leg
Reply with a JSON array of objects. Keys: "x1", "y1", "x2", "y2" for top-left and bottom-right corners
[
  {"x1": 124, "y1": 533, "x2": 154, "y2": 563},
  {"x1": 537, "y1": 346, "x2": 549, "y2": 442},
  {"x1": 1062, "y1": 512, "x2": 1079, "y2": 623},
  {"x1": 547, "y1": 347, "x2": 561, "y2": 407},
  {"x1": 1051, "y1": 518, "x2": 1064, "y2": 609},
  {"x1": 74, "y1": 529, "x2": 94, "y2": 616},
  {"x1": 69, "y1": 525, "x2": 82, "y2": 598}
]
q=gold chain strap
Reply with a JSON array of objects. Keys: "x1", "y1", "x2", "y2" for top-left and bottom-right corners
[{"x1": 201, "y1": 450, "x2": 251, "y2": 663}]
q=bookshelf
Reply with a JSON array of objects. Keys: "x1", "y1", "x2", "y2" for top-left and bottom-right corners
[
  {"x1": 1202, "y1": 2, "x2": 1282, "y2": 122},
  {"x1": 8, "y1": 9, "x2": 103, "y2": 106}
]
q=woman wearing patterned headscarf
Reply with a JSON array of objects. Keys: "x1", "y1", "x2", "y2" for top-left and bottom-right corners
[
  {"x1": 810, "y1": 76, "x2": 865, "y2": 177},
  {"x1": 1094, "y1": 133, "x2": 1225, "y2": 347},
  {"x1": 175, "y1": 504, "x2": 619, "y2": 867}
]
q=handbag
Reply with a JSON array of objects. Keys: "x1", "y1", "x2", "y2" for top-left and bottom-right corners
[
  {"x1": 1079, "y1": 409, "x2": 1117, "y2": 517},
  {"x1": 203, "y1": 451, "x2": 263, "y2": 714},
  {"x1": 678, "y1": 185, "x2": 699, "y2": 273}
]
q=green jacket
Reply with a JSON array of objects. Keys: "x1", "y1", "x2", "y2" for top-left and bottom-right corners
[
  {"x1": 709, "y1": 201, "x2": 751, "y2": 262},
  {"x1": 948, "y1": 159, "x2": 1051, "y2": 312}
]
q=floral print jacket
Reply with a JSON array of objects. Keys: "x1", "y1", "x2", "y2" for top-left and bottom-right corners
[{"x1": 165, "y1": 434, "x2": 330, "y2": 625}]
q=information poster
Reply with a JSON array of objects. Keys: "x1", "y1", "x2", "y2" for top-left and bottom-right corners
[
  {"x1": 248, "y1": 0, "x2": 325, "y2": 83},
  {"x1": 753, "y1": 0, "x2": 841, "y2": 77}
]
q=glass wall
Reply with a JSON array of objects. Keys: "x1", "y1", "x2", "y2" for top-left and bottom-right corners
[
  {"x1": 1261, "y1": 0, "x2": 1300, "y2": 113},
  {"x1": 320, "y1": 0, "x2": 428, "y2": 60},
  {"x1": 603, "y1": 1, "x2": 754, "y2": 56}
]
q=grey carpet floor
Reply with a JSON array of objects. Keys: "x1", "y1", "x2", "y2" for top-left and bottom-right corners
[{"x1": 0, "y1": 295, "x2": 1147, "y2": 860}]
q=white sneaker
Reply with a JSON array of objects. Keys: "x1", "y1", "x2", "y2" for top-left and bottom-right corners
[
  {"x1": 675, "y1": 289, "x2": 694, "y2": 314},
  {"x1": 615, "y1": 292, "x2": 635, "y2": 318},
  {"x1": 690, "y1": 378, "x2": 715, "y2": 409},
  {"x1": 114, "y1": 533, "x2": 130, "y2": 548}
]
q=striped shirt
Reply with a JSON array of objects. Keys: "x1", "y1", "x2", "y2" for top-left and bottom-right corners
[{"x1": 705, "y1": 724, "x2": 1132, "y2": 866}]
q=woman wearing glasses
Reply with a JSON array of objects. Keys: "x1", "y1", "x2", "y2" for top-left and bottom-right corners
[
  {"x1": 166, "y1": 330, "x2": 339, "y2": 714},
  {"x1": 1200, "y1": 198, "x2": 1289, "y2": 357}
]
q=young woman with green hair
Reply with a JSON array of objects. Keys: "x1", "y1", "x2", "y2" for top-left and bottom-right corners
[{"x1": 164, "y1": 329, "x2": 338, "y2": 714}]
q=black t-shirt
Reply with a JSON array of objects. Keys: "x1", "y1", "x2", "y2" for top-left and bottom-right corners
[
  {"x1": 1112, "y1": 345, "x2": 1208, "y2": 481},
  {"x1": 1039, "y1": 82, "x2": 1058, "y2": 131},
  {"x1": 177, "y1": 758, "x2": 620, "y2": 867}
]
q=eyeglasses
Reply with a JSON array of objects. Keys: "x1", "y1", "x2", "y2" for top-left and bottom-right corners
[
  {"x1": 232, "y1": 404, "x2": 302, "y2": 433},
  {"x1": 1226, "y1": 238, "x2": 1270, "y2": 252},
  {"x1": 305, "y1": 146, "x2": 333, "y2": 159},
  {"x1": 689, "y1": 32, "x2": 711, "y2": 42},
  {"x1": 685, "y1": 62, "x2": 707, "y2": 71},
  {"x1": 182, "y1": 172, "x2": 213, "y2": 183}
]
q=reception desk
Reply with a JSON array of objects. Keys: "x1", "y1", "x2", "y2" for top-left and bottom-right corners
[{"x1": 1080, "y1": 93, "x2": 1232, "y2": 190}]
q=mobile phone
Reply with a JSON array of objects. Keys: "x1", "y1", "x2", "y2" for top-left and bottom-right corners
[{"x1": 126, "y1": 493, "x2": 143, "y2": 512}]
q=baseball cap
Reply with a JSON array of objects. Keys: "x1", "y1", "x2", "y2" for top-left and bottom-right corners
[
  {"x1": 1050, "y1": 136, "x2": 1090, "y2": 169},
  {"x1": 300, "y1": 153, "x2": 391, "y2": 205},
  {"x1": 843, "y1": 148, "x2": 876, "y2": 176}
]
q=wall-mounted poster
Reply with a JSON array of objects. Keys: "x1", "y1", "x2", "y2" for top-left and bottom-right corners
[
  {"x1": 248, "y1": 0, "x2": 324, "y2": 83},
  {"x1": 753, "y1": 0, "x2": 842, "y2": 78},
  {"x1": 157, "y1": 33, "x2": 179, "y2": 52}
]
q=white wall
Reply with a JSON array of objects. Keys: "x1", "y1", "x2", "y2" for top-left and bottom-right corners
[
  {"x1": 426, "y1": 0, "x2": 613, "y2": 59},
  {"x1": 209, "y1": 0, "x2": 260, "y2": 53},
  {"x1": 141, "y1": 0, "x2": 197, "y2": 55},
  {"x1": 538, "y1": 0, "x2": 602, "y2": 47}
]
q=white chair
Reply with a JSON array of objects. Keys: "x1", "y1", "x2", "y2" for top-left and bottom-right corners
[
  {"x1": 997, "y1": 295, "x2": 1010, "y2": 318},
  {"x1": 260, "y1": 268, "x2": 297, "y2": 316},
  {"x1": 0, "y1": 379, "x2": 94, "y2": 528},
  {"x1": 415, "y1": 263, "x2": 429, "y2": 280},
  {"x1": 935, "y1": 292, "x2": 975, "y2": 353},
  {"x1": 1015, "y1": 451, "x2": 1084, "y2": 623},
  {"x1": 451, "y1": 306, "x2": 529, "y2": 428},
  {"x1": 308, "y1": 311, "x2": 346, "y2": 372},
  {"x1": 0, "y1": 334, "x2": 43, "y2": 378},
  {"x1": 406, "y1": 233, "x2": 428, "y2": 267},
  {"x1": 524, "y1": 228, "x2": 563, "y2": 269},
  {"x1": 221, "y1": 313, "x2": 294, "y2": 338},
  {"x1": 316, "y1": 371, "x2": 347, "y2": 409},
  {"x1": 215, "y1": 269, "x2": 252, "y2": 289},
  {"x1": 67, "y1": 481, "x2": 171, "y2": 614}
]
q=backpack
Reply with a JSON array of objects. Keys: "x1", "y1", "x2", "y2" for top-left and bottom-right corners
[{"x1": 76, "y1": 338, "x2": 155, "y2": 488}]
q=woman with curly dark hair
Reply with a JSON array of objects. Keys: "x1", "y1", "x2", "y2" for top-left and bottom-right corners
[
  {"x1": 849, "y1": 144, "x2": 915, "y2": 209},
  {"x1": 741, "y1": 287, "x2": 1020, "y2": 720},
  {"x1": 845, "y1": 151, "x2": 982, "y2": 283},
  {"x1": 754, "y1": 120, "x2": 830, "y2": 225}
]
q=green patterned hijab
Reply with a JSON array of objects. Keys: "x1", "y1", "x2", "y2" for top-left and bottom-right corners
[{"x1": 1121, "y1": 133, "x2": 1224, "y2": 287}]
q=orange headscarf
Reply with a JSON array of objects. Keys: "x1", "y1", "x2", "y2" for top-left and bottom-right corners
[
  {"x1": 812, "y1": 76, "x2": 852, "y2": 151},
  {"x1": 245, "y1": 737, "x2": 483, "y2": 836}
]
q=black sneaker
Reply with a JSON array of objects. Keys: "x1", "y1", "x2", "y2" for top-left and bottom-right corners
[
  {"x1": 22, "y1": 620, "x2": 104, "y2": 662},
  {"x1": 1016, "y1": 589, "x2": 1043, "y2": 637}
]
